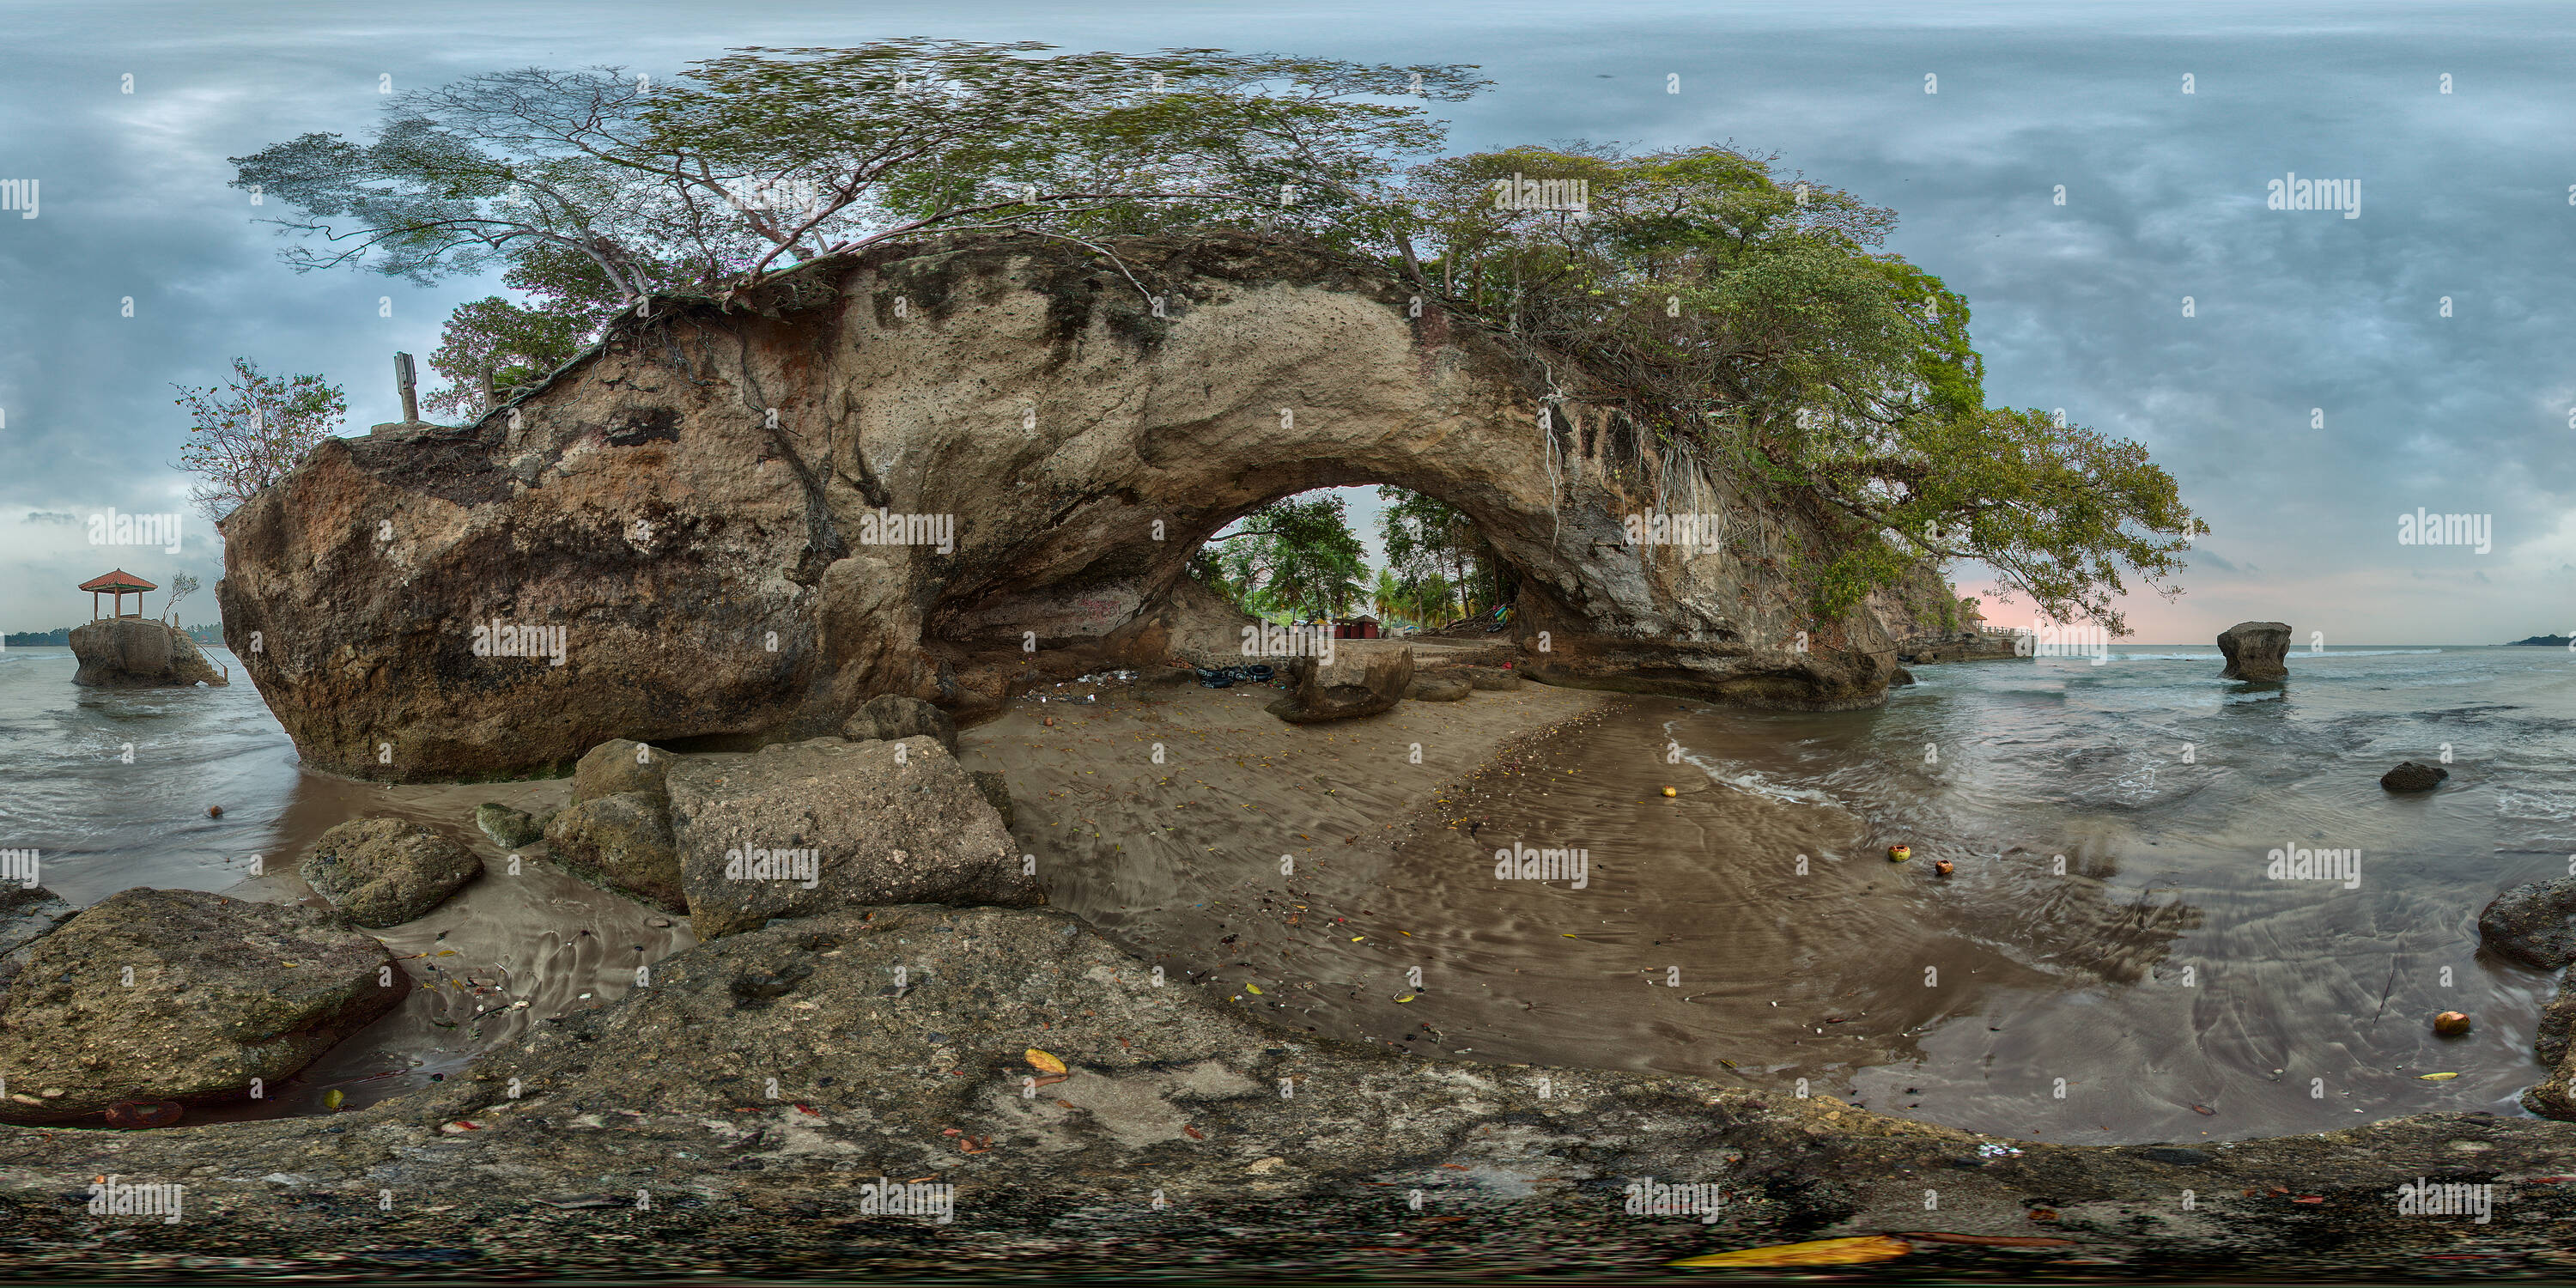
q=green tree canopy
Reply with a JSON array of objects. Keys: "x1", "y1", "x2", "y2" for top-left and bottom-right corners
[
  {"x1": 1206, "y1": 494, "x2": 1368, "y2": 621},
  {"x1": 1401, "y1": 143, "x2": 2202, "y2": 633}
]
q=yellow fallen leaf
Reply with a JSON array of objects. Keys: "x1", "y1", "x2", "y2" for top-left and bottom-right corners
[
  {"x1": 2419, "y1": 1072, "x2": 2459, "y2": 1081},
  {"x1": 1025, "y1": 1048, "x2": 1066, "y2": 1075},
  {"x1": 1246, "y1": 984, "x2": 1264, "y2": 995},
  {"x1": 1351, "y1": 936, "x2": 1364, "y2": 941},
  {"x1": 1670, "y1": 1236, "x2": 1912, "y2": 1267},
  {"x1": 1394, "y1": 994, "x2": 1416, "y2": 1003}
]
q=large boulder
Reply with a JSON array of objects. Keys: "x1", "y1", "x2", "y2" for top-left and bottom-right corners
[
  {"x1": 297, "y1": 817, "x2": 482, "y2": 928},
  {"x1": 543, "y1": 791, "x2": 687, "y2": 914},
  {"x1": 2479, "y1": 877, "x2": 2576, "y2": 969},
  {"x1": 665, "y1": 737, "x2": 1038, "y2": 939},
  {"x1": 842, "y1": 694, "x2": 958, "y2": 753},
  {"x1": 215, "y1": 234, "x2": 1924, "y2": 783},
  {"x1": 0, "y1": 888, "x2": 408, "y2": 1122},
  {"x1": 66, "y1": 618, "x2": 228, "y2": 688},
  {"x1": 1266, "y1": 641, "x2": 1413, "y2": 724},
  {"x1": 2218, "y1": 620, "x2": 2292, "y2": 681},
  {"x1": 573, "y1": 738, "x2": 672, "y2": 807}
]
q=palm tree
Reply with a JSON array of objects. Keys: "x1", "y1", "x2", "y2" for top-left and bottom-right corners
[{"x1": 1371, "y1": 568, "x2": 1401, "y2": 624}]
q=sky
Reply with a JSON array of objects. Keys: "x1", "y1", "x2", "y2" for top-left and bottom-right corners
[{"x1": 3, "y1": 0, "x2": 2571, "y2": 644}]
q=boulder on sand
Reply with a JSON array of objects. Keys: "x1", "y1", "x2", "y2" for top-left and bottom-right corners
[
  {"x1": 573, "y1": 738, "x2": 673, "y2": 807},
  {"x1": 842, "y1": 694, "x2": 959, "y2": 754},
  {"x1": 475, "y1": 802, "x2": 544, "y2": 849},
  {"x1": 2479, "y1": 877, "x2": 2576, "y2": 969},
  {"x1": 544, "y1": 792, "x2": 688, "y2": 914},
  {"x1": 1406, "y1": 676, "x2": 1471, "y2": 702},
  {"x1": 1460, "y1": 666, "x2": 1522, "y2": 691},
  {"x1": 298, "y1": 817, "x2": 482, "y2": 928},
  {"x1": 2217, "y1": 621, "x2": 2291, "y2": 682},
  {"x1": 666, "y1": 737, "x2": 1039, "y2": 939},
  {"x1": 67, "y1": 617, "x2": 228, "y2": 688},
  {"x1": 1265, "y1": 641, "x2": 1413, "y2": 724},
  {"x1": 2379, "y1": 761, "x2": 2448, "y2": 793},
  {"x1": 0, "y1": 887, "x2": 408, "y2": 1123}
]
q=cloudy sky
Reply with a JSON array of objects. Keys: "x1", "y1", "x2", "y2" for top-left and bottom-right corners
[{"x1": 3, "y1": 0, "x2": 2569, "y2": 643}]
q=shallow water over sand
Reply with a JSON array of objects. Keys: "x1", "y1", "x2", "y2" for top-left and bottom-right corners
[{"x1": 976, "y1": 647, "x2": 2573, "y2": 1145}]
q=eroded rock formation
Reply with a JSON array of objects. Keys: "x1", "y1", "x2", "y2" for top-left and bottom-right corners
[
  {"x1": 219, "y1": 234, "x2": 1928, "y2": 782},
  {"x1": 2218, "y1": 620, "x2": 2291, "y2": 681},
  {"x1": 68, "y1": 618, "x2": 228, "y2": 688}
]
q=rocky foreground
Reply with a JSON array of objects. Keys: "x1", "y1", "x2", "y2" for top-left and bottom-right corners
[{"x1": 1, "y1": 896, "x2": 2573, "y2": 1278}]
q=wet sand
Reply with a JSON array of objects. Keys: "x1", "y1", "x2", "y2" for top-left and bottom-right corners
[{"x1": 962, "y1": 674, "x2": 2248, "y2": 1142}]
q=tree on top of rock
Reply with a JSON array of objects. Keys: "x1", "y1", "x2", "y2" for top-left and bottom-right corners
[
  {"x1": 1402, "y1": 143, "x2": 2206, "y2": 635},
  {"x1": 228, "y1": 42, "x2": 1483, "y2": 311}
]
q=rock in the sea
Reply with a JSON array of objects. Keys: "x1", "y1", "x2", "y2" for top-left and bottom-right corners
[
  {"x1": 298, "y1": 818, "x2": 482, "y2": 928},
  {"x1": 666, "y1": 737, "x2": 1038, "y2": 939},
  {"x1": 1891, "y1": 667, "x2": 1917, "y2": 686},
  {"x1": 1266, "y1": 641, "x2": 1413, "y2": 724},
  {"x1": 968, "y1": 769, "x2": 1015, "y2": 829},
  {"x1": 0, "y1": 884, "x2": 81, "y2": 999},
  {"x1": 1461, "y1": 666, "x2": 1522, "y2": 691},
  {"x1": 67, "y1": 617, "x2": 228, "y2": 688},
  {"x1": 475, "y1": 802, "x2": 545, "y2": 849},
  {"x1": 2479, "y1": 877, "x2": 2576, "y2": 969},
  {"x1": 544, "y1": 792, "x2": 687, "y2": 914},
  {"x1": 1406, "y1": 676, "x2": 1471, "y2": 702},
  {"x1": 573, "y1": 738, "x2": 672, "y2": 807},
  {"x1": 842, "y1": 694, "x2": 959, "y2": 754},
  {"x1": 2379, "y1": 761, "x2": 2447, "y2": 793},
  {"x1": 2217, "y1": 621, "x2": 2291, "y2": 682},
  {"x1": 0, "y1": 888, "x2": 407, "y2": 1122}
]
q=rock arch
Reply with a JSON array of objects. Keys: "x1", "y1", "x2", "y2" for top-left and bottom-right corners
[{"x1": 218, "y1": 234, "x2": 1914, "y2": 781}]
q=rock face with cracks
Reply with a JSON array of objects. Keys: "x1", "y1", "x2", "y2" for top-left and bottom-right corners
[
  {"x1": 3, "y1": 902, "x2": 2573, "y2": 1277},
  {"x1": 0, "y1": 888, "x2": 407, "y2": 1123},
  {"x1": 665, "y1": 736, "x2": 1036, "y2": 939},
  {"x1": 216, "y1": 233, "x2": 1928, "y2": 782}
]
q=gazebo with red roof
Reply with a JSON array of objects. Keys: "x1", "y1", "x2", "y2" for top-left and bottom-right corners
[{"x1": 79, "y1": 568, "x2": 156, "y2": 622}]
